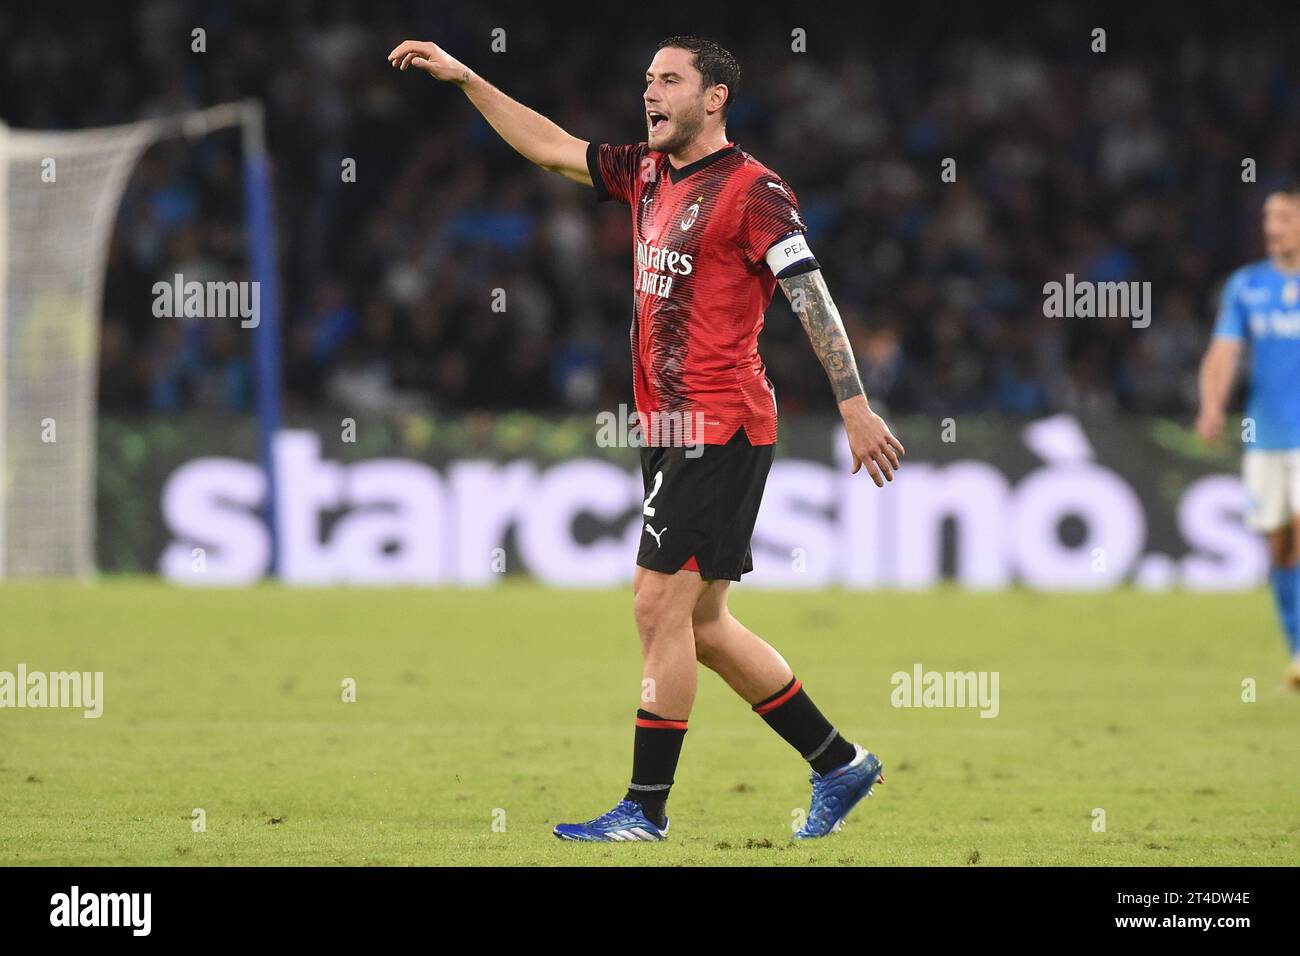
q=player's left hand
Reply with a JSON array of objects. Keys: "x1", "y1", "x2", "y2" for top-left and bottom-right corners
[{"x1": 839, "y1": 396, "x2": 904, "y2": 486}]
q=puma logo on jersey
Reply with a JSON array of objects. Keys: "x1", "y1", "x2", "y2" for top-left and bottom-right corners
[{"x1": 644, "y1": 523, "x2": 667, "y2": 547}]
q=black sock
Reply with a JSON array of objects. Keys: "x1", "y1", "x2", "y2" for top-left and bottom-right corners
[
  {"x1": 753, "y1": 677, "x2": 857, "y2": 776},
  {"x1": 624, "y1": 709, "x2": 687, "y2": 828}
]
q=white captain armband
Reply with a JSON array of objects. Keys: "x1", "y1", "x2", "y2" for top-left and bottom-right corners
[{"x1": 764, "y1": 233, "x2": 819, "y2": 278}]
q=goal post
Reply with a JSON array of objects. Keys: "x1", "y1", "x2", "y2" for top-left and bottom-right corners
[
  {"x1": 0, "y1": 102, "x2": 282, "y2": 578},
  {"x1": 241, "y1": 101, "x2": 283, "y2": 579}
]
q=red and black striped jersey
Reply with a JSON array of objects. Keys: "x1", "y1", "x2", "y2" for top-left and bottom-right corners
[{"x1": 587, "y1": 141, "x2": 818, "y2": 446}]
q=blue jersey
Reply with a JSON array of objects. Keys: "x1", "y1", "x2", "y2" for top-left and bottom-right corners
[{"x1": 1212, "y1": 259, "x2": 1300, "y2": 450}]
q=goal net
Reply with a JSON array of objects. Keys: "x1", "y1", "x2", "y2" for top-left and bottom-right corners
[{"x1": 0, "y1": 103, "x2": 278, "y2": 578}]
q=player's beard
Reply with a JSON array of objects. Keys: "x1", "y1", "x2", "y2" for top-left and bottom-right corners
[
  {"x1": 1267, "y1": 237, "x2": 1299, "y2": 263},
  {"x1": 1268, "y1": 236, "x2": 1300, "y2": 258},
  {"x1": 654, "y1": 103, "x2": 705, "y2": 157}
]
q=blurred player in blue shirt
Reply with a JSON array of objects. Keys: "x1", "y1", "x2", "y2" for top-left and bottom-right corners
[{"x1": 1198, "y1": 184, "x2": 1300, "y2": 689}]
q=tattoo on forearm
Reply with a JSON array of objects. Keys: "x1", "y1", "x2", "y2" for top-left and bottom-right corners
[{"x1": 780, "y1": 270, "x2": 864, "y2": 403}]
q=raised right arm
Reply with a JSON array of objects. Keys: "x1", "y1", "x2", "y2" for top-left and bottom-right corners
[{"x1": 388, "y1": 40, "x2": 591, "y2": 186}]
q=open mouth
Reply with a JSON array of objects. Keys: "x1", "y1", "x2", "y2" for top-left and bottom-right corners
[{"x1": 647, "y1": 111, "x2": 668, "y2": 134}]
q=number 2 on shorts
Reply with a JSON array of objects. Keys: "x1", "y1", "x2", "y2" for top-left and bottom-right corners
[{"x1": 643, "y1": 470, "x2": 663, "y2": 517}]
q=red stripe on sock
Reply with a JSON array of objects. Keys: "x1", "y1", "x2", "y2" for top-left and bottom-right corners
[
  {"x1": 753, "y1": 678, "x2": 802, "y2": 715},
  {"x1": 635, "y1": 717, "x2": 688, "y2": 730}
]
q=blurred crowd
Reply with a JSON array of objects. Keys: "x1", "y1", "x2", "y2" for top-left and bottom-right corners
[{"x1": 5, "y1": 1, "x2": 1298, "y2": 420}]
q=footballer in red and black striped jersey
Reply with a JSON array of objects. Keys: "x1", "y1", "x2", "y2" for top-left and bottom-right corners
[
  {"x1": 388, "y1": 31, "x2": 902, "y2": 842},
  {"x1": 588, "y1": 139, "x2": 819, "y2": 449}
]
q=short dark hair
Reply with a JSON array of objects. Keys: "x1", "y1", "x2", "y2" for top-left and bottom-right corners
[{"x1": 656, "y1": 36, "x2": 740, "y2": 117}]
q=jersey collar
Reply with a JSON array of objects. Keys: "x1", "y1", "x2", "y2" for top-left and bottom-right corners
[{"x1": 666, "y1": 142, "x2": 738, "y2": 185}]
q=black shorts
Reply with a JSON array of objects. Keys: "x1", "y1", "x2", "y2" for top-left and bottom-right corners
[{"x1": 636, "y1": 427, "x2": 775, "y2": 581}]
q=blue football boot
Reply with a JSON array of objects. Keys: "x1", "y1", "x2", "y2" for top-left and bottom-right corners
[
  {"x1": 553, "y1": 799, "x2": 669, "y2": 842},
  {"x1": 795, "y1": 744, "x2": 884, "y2": 839}
]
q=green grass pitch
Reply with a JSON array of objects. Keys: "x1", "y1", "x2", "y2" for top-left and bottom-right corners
[{"x1": 1, "y1": 580, "x2": 1296, "y2": 865}]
